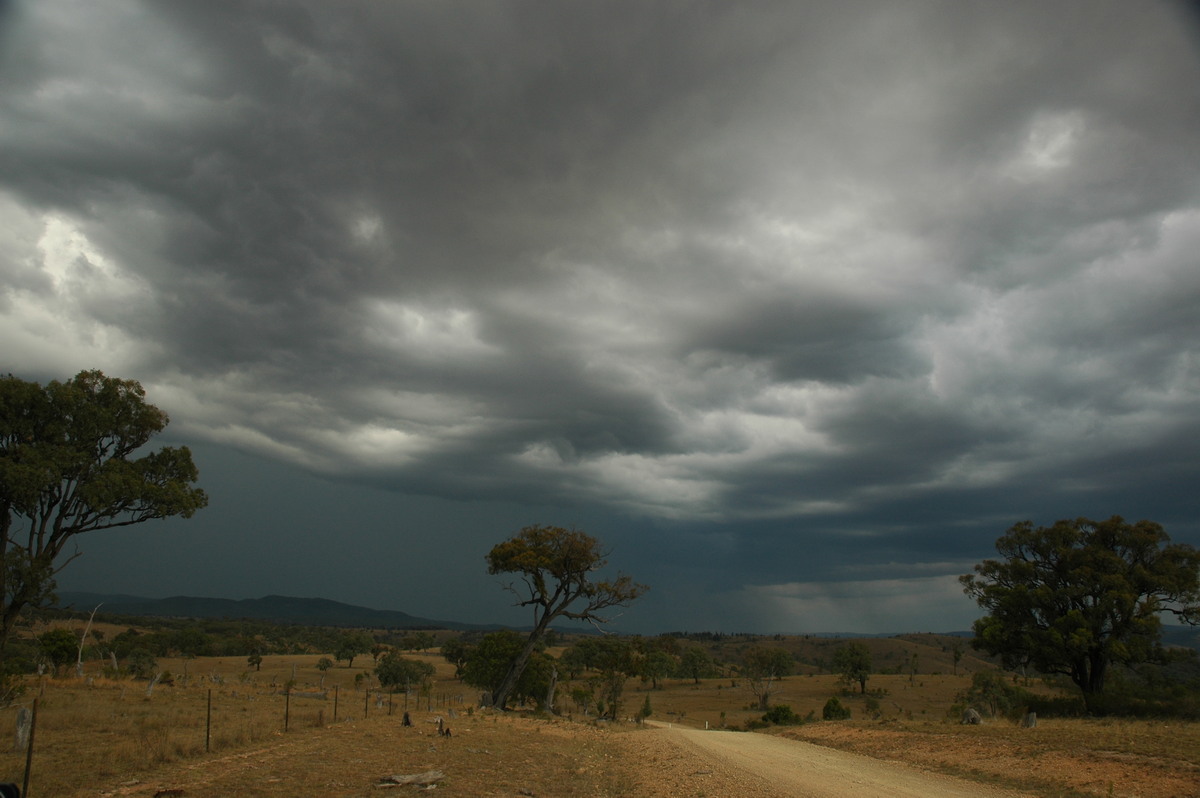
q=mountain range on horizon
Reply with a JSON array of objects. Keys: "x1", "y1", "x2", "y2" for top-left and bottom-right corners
[
  {"x1": 55, "y1": 591, "x2": 499, "y2": 632},
  {"x1": 53, "y1": 591, "x2": 1200, "y2": 651}
]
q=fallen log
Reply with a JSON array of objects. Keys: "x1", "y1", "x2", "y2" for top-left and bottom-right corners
[{"x1": 378, "y1": 769, "x2": 445, "y2": 788}]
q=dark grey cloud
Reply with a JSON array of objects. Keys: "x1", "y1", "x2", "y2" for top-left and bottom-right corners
[{"x1": 2, "y1": 0, "x2": 1199, "y2": 632}]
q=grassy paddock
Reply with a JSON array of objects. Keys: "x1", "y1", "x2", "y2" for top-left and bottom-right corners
[
  {"x1": 0, "y1": 653, "x2": 1196, "y2": 797},
  {"x1": 0, "y1": 653, "x2": 462, "y2": 795}
]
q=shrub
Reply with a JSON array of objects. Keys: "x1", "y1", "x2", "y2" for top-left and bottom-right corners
[
  {"x1": 823, "y1": 696, "x2": 851, "y2": 720},
  {"x1": 762, "y1": 703, "x2": 802, "y2": 725},
  {"x1": 955, "y1": 670, "x2": 1031, "y2": 720}
]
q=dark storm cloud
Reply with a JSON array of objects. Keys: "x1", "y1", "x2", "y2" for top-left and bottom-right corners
[{"x1": 2, "y1": 0, "x2": 1199, "y2": 632}]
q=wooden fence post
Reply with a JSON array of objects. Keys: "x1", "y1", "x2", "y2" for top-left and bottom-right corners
[{"x1": 22, "y1": 697, "x2": 38, "y2": 798}]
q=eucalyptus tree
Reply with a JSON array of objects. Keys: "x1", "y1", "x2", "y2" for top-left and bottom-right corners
[
  {"x1": 961, "y1": 516, "x2": 1199, "y2": 711},
  {"x1": 0, "y1": 371, "x2": 207, "y2": 656},
  {"x1": 485, "y1": 525, "x2": 646, "y2": 710}
]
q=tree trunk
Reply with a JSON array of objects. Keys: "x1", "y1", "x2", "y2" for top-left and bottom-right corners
[{"x1": 492, "y1": 618, "x2": 551, "y2": 710}]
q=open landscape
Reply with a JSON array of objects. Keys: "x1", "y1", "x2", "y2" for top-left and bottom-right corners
[
  {"x1": 2, "y1": 617, "x2": 1197, "y2": 798},
  {"x1": 5, "y1": 4, "x2": 1200, "y2": 797}
]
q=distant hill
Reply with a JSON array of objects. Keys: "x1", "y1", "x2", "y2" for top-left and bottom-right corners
[
  {"x1": 1162, "y1": 624, "x2": 1200, "y2": 652},
  {"x1": 56, "y1": 592, "x2": 499, "y2": 631}
]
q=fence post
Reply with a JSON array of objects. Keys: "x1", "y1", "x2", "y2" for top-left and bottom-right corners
[
  {"x1": 334, "y1": 685, "x2": 339, "y2": 723},
  {"x1": 22, "y1": 697, "x2": 38, "y2": 798},
  {"x1": 285, "y1": 688, "x2": 291, "y2": 732},
  {"x1": 206, "y1": 689, "x2": 212, "y2": 752}
]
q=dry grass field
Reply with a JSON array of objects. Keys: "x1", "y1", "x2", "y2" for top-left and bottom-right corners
[{"x1": 1, "y1": 636, "x2": 1197, "y2": 797}]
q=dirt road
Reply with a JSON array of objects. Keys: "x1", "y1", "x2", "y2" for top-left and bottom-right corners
[{"x1": 644, "y1": 721, "x2": 1032, "y2": 797}]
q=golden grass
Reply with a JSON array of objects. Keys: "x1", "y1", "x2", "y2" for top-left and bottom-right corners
[{"x1": 1, "y1": 652, "x2": 1196, "y2": 797}]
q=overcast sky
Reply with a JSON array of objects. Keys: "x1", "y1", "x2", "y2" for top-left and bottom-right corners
[{"x1": 3, "y1": 1, "x2": 1199, "y2": 634}]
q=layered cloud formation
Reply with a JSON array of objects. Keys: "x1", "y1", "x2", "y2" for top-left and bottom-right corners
[{"x1": 2, "y1": 1, "x2": 1198, "y2": 631}]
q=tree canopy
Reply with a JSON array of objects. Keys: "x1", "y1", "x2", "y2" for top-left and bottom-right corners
[
  {"x1": 960, "y1": 516, "x2": 1200, "y2": 711},
  {"x1": 0, "y1": 371, "x2": 207, "y2": 655},
  {"x1": 484, "y1": 525, "x2": 646, "y2": 710},
  {"x1": 832, "y1": 641, "x2": 872, "y2": 694},
  {"x1": 375, "y1": 650, "x2": 435, "y2": 691}
]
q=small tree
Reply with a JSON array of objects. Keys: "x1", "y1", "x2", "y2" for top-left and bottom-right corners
[
  {"x1": 376, "y1": 650, "x2": 435, "y2": 693},
  {"x1": 440, "y1": 636, "x2": 471, "y2": 678},
  {"x1": 678, "y1": 646, "x2": 715, "y2": 684},
  {"x1": 957, "y1": 670, "x2": 1028, "y2": 719},
  {"x1": 336, "y1": 631, "x2": 374, "y2": 668},
  {"x1": 742, "y1": 646, "x2": 793, "y2": 711},
  {"x1": 0, "y1": 371, "x2": 208, "y2": 657},
  {"x1": 38, "y1": 628, "x2": 77, "y2": 674},
  {"x1": 247, "y1": 651, "x2": 263, "y2": 672},
  {"x1": 573, "y1": 635, "x2": 637, "y2": 720},
  {"x1": 640, "y1": 649, "x2": 676, "y2": 690},
  {"x1": 485, "y1": 525, "x2": 646, "y2": 710},
  {"x1": 126, "y1": 648, "x2": 157, "y2": 679},
  {"x1": 961, "y1": 516, "x2": 1200, "y2": 712},
  {"x1": 833, "y1": 642, "x2": 872, "y2": 694}
]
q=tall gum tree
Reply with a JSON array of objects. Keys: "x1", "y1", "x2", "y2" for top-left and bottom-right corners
[
  {"x1": 961, "y1": 516, "x2": 1200, "y2": 712},
  {"x1": 0, "y1": 371, "x2": 208, "y2": 656},
  {"x1": 485, "y1": 525, "x2": 646, "y2": 711}
]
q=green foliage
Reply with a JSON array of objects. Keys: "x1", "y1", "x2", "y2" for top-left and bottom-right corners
[
  {"x1": 38, "y1": 628, "x2": 78, "y2": 671},
  {"x1": 961, "y1": 516, "x2": 1200, "y2": 712},
  {"x1": 822, "y1": 696, "x2": 851, "y2": 720},
  {"x1": 336, "y1": 631, "x2": 375, "y2": 667},
  {"x1": 171, "y1": 626, "x2": 213, "y2": 658},
  {"x1": 316, "y1": 656, "x2": 334, "y2": 672},
  {"x1": 462, "y1": 630, "x2": 553, "y2": 707},
  {"x1": 126, "y1": 648, "x2": 157, "y2": 679},
  {"x1": 956, "y1": 670, "x2": 1032, "y2": 719},
  {"x1": 833, "y1": 642, "x2": 872, "y2": 694},
  {"x1": 375, "y1": 650, "x2": 435, "y2": 691},
  {"x1": 762, "y1": 703, "x2": 803, "y2": 725},
  {"x1": 440, "y1": 636, "x2": 471, "y2": 677},
  {"x1": 570, "y1": 684, "x2": 594, "y2": 714},
  {"x1": 398, "y1": 631, "x2": 435, "y2": 651},
  {"x1": 0, "y1": 371, "x2": 207, "y2": 654},
  {"x1": 639, "y1": 649, "x2": 677, "y2": 689},
  {"x1": 639, "y1": 694, "x2": 653, "y2": 721},
  {"x1": 678, "y1": 646, "x2": 717, "y2": 683}
]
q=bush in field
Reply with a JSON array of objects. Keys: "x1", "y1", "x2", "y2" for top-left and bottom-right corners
[
  {"x1": 126, "y1": 648, "x2": 158, "y2": 679},
  {"x1": 762, "y1": 703, "x2": 804, "y2": 725},
  {"x1": 956, "y1": 670, "x2": 1031, "y2": 719},
  {"x1": 39, "y1": 628, "x2": 78, "y2": 673},
  {"x1": 822, "y1": 696, "x2": 851, "y2": 720},
  {"x1": 376, "y1": 651, "x2": 435, "y2": 692}
]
